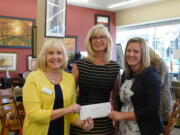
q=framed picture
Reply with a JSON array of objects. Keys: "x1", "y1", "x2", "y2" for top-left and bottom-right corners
[
  {"x1": 63, "y1": 36, "x2": 78, "y2": 54},
  {"x1": 116, "y1": 43, "x2": 124, "y2": 69},
  {"x1": 0, "y1": 16, "x2": 35, "y2": 48},
  {"x1": 27, "y1": 56, "x2": 32, "y2": 71},
  {"x1": 32, "y1": 26, "x2": 37, "y2": 57},
  {"x1": 0, "y1": 52, "x2": 17, "y2": 71},
  {"x1": 95, "y1": 14, "x2": 110, "y2": 31},
  {"x1": 45, "y1": 0, "x2": 67, "y2": 38},
  {"x1": 27, "y1": 55, "x2": 37, "y2": 71}
]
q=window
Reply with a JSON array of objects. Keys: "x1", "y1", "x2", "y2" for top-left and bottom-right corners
[{"x1": 117, "y1": 19, "x2": 180, "y2": 73}]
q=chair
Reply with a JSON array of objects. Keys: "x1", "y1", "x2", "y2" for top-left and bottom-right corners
[
  {"x1": 164, "y1": 98, "x2": 180, "y2": 135},
  {"x1": 0, "y1": 84, "x2": 24, "y2": 135}
]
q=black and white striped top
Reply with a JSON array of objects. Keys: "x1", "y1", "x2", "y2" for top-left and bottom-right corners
[
  {"x1": 70, "y1": 58, "x2": 120, "y2": 135},
  {"x1": 77, "y1": 58, "x2": 120, "y2": 105}
]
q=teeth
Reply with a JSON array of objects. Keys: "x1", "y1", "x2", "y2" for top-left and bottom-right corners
[{"x1": 97, "y1": 45, "x2": 102, "y2": 47}]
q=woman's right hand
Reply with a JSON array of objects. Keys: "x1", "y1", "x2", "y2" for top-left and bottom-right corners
[{"x1": 67, "y1": 103, "x2": 81, "y2": 114}]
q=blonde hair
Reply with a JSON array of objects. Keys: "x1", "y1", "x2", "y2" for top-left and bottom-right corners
[
  {"x1": 124, "y1": 37, "x2": 150, "y2": 77},
  {"x1": 85, "y1": 24, "x2": 113, "y2": 62},
  {"x1": 37, "y1": 39, "x2": 68, "y2": 71},
  {"x1": 149, "y1": 47, "x2": 162, "y2": 65}
]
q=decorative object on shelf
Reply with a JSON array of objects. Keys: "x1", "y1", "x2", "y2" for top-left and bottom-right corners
[
  {"x1": 0, "y1": 52, "x2": 17, "y2": 72},
  {"x1": 63, "y1": 36, "x2": 78, "y2": 54},
  {"x1": 0, "y1": 15, "x2": 35, "y2": 48},
  {"x1": 45, "y1": 0, "x2": 67, "y2": 38},
  {"x1": 95, "y1": 14, "x2": 110, "y2": 31}
]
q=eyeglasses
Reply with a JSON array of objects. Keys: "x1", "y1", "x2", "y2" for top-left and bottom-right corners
[{"x1": 91, "y1": 35, "x2": 106, "y2": 41}]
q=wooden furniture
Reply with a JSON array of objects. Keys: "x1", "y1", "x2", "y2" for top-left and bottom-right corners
[
  {"x1": 0, "y1": 84, "x2": 24, "y2": 135},
  {"x1": 171, "y1": 80, "x2": 180, "y2": 126},
  {"x1": 164, "y1": 98, "x2": 180, "y2": 135}
]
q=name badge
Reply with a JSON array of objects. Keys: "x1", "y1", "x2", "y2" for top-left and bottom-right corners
[{"x1": 42, "y1": 87, "x2": 52, "y2": 95}]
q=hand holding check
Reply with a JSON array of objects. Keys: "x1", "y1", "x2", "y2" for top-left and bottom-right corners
[{"x1": 80, "y1": 102, "x2": 111, "y2": 120}]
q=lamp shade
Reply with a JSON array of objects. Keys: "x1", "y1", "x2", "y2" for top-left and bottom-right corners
[
  {"x1": 173, "y1": 50, "x2": 180, "y2": 59},
  {"x1": 0, "y1": 58, "x2": 12, "y2": 67}
]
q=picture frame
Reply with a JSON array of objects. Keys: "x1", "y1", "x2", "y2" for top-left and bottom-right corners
[
  {"x1": 27, "y1": 55, "x2": 37, "y2": 71},
  {"x1": 32, "y1": 26, "x2": 37, "y2": 57},
  {"x1": 0, "y1": 15, "x2": 35, "y2": 48},
  {"x1": 45, "y1": 0, "x2": 67, "y2": 38},
  {"x1": 27, "y1": 55, "x2": 32, "y2": 71},
  {"x1": 95, "y1": 14, "x2": 110, "y2": 31},
  {"x1": 63, "y1": 36, "x2": 78, "y2": 54},
  {"x1": 0, "y1": 52, "x2": 17, "y2": 71},
  {"x1": 116, "y1": 43, "x2": 124, "y2": 69}
]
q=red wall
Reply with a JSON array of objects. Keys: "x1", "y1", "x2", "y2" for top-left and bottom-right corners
[
  {"x1": 0, "y1": 0, "x2": 37, "y2": 78},
  {"x1": 0, "y1": 2, "x2": 116, "y2": 78},
  {"x1": 66, "y1": 5, "x2": 116, "y2": 58}
]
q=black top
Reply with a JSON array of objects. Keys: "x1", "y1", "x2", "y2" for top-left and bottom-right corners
[
  {"x1": 48, "y1": 84, "x2": 64, "y2": 135},
  {"x1": 70, "y1": 58, "x2": 120, "y2": 135},
  {"x1": 120, "y1": 67, "x2": 165, "y2": 135},
  {"x1": 76, "y1": 58, "x2": 120, "y2": 105}
]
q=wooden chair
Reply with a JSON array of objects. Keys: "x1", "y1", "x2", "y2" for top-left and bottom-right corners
[
  {"x1": 164, "y1": 98, "x2": 180, "y2": 135},
  {"x1": 0, "y1": 84, "x2": 24, "y2": 135}
]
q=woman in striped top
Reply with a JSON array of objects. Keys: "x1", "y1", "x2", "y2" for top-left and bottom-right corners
[{"x1": 71, "y1": 24, "x2": 120, "y2": 135}]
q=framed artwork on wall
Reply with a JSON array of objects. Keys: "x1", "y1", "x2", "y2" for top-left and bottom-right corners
[
  {"x1": 0, "y1": 16, "x2": 35, "y2": 48},
  {"x1": 63, "y1": 36, "x2": 78, "y2": 54},
  {"x1": 0, "y1": 52, "x2": 17, "y2": 71},
  {"x1": 27, "y1": 55, "x2": 32, "y2": 71},
  {"x1": 27, "y1": 55, "x2": 37, "y2": 71},
  {"x1": 95, "y1": 14, "x2": 110, "y2": 31},
  {"x1": 45, "y1": 0, "x2": 67, "y2": 38},
  {"x1": 116, "y1": 43, "x2": 124, "y2": 69},
  {"x1": 32, "y1": 26, "x2": 37, "y2": 57}
]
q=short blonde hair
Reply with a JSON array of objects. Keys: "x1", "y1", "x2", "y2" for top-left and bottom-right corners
[
  {"x1": 85, "y1": 24, "x2": 113, "y2": 62},
  {"x1": 37, "y1": 39, "x2": 68, "y2": 71},
  {"x1": 124, "y1": 37, "x2": 150, "y2": 77}
]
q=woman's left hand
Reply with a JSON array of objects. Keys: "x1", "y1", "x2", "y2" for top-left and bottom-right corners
[
  {"x1": 81, "y1": 117, "x2": 94, "y2": 130},
  {"x1": 108, "y1": 111, "x2": 121, "y2": 121}
]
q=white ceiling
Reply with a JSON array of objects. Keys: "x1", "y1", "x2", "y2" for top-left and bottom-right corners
[{"x1": 67, "y1": 0, "x2": 166, "y2": 12}]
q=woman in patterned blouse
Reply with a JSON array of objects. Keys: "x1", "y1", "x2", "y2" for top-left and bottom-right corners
[
  {"x1": 108, "y1": 37, "x2": 164, "y2": 135},
  {"x1": 149, "y1": 47, "x2": 173, "y2": 126}
]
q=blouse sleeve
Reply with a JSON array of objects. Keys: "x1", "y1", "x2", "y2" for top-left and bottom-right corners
[
  {"x1": 23, "y1": 73, "x2": 52, "y2": 124},
  {"x1": 134, "y1": 69, "x2": 162, "y2": 121},
  {"x1": 69, "y1": 76, "x2": 80, "y2": 123}
]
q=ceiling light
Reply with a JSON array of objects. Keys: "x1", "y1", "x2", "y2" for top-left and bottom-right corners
[
  {"x1": 108, "y1": 0, "x2": 141, "y2": 8},
  {"x1": 68, "y1": 0, "x2": 88, "y2": 3}
]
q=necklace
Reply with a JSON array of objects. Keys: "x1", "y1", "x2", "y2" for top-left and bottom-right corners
[
  {"x1": 45, "y1": 71, "x2": 62, "y2": 84},
  {"x1": 51, "y1": 80, "x2": 55, "y2": 84}
]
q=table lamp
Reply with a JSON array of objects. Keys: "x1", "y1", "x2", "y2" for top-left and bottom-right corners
[
  {"x1": 0, "y1": 58, "x2": 12, "y2": 78},
  {"x1": 0, "y1": 58, "x2": 12, "y2": 88}
]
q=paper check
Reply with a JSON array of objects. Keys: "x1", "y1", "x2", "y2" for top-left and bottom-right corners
[{"x1": 80, "y1": 102, "x2": 111, "y2": 120}]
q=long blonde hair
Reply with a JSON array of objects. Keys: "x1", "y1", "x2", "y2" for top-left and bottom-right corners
[
  {"x1": 149, "y1": 47, "x2": 162, "y2": 65},
  {"x1": 85, "y1": 24, "x2": 113, "y2": 62},
  {"x1": 124, "y1": 37, "x2": 150, "y2": 77}
]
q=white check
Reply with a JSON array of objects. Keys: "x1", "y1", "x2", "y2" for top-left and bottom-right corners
[{"x1": 80, "y1": 102, "x2": 111, "y2": 120}]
